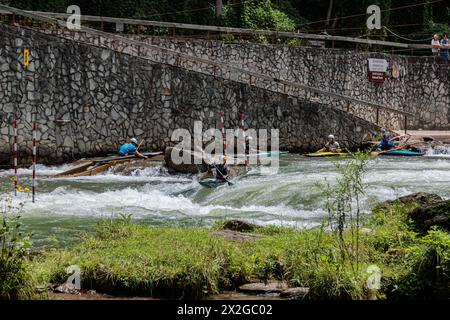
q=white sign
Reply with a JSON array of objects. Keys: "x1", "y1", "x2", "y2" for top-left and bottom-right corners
[
  {"x1": 368, "y1": 58, "x2": 389, "y2": 72},
  {"x1": 116, "y1": 22, "x2": 124, "y2": 33}
]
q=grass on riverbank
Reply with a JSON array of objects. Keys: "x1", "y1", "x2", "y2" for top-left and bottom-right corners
[{"x1": 30, "y1": 197, "x2": 450, "y2": 300}]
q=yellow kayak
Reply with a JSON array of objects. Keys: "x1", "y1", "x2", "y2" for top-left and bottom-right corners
[{"x1": 305, "y1": 151, "x2": 347, "y2": 158}]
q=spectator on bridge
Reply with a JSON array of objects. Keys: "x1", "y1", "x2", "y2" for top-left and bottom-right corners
[
  {"x1": 440, "y1": 33, "x2": 449, "y2": 61},
  {"x1": 318, "y1": 135, "x2": 341, "y2": 153},
  {"x1": 431, "y1": 34, "x2": 441, "y2": 56}
]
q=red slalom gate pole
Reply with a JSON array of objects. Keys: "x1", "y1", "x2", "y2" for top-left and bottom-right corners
[
  {"x1": 32, "y1": 121, "x2": 37, "y2": 203},
  {"x1": 241, "y1": 113, "x2": 247, "y2": 166},
  {"x1": 13, "y1": 116, "x2": 18, "y2": 196},
  {"x1": 220, "y1": 112, "x2": 226, "y2": 155}
]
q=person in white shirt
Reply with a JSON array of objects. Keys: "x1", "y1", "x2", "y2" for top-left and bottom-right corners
[
  {"x1": 431, "y1": 34, "x2": 441, "y2": 56},
  {"x1": 318, "y1": 135, "x2": 341, "y2": 153}
]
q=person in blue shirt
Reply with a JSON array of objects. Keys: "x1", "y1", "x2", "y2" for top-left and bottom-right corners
[
  {"x1": 375, "y1": 133, "x2": 397, "y2": 152},
  {"x1": 118, "y1": 138, "x2": 148, "y2": 159},
  {"x1": 440, "y1": 33, "x2": 449, "y2": 61}
]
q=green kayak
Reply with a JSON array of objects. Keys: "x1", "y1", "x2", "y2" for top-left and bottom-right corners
[{"x1": 199, "y1": 178, "x2": 228, "y2": 188}]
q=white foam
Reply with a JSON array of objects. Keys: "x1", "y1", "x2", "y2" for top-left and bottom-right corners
[{"x1": 1, "y1": 155, "x2": 450, "y2": 230}]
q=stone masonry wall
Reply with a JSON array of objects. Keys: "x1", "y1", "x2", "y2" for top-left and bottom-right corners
[
  {"x1": 40, "y1": 28, "x2": 450, "y2": 130},
  {"x1": 0, "y1": 23, "x2": 380, "y2": 165}
]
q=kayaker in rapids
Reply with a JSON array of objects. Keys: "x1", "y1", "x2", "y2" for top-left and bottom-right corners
[
  {"x1": 213, "y1": 155, "x2": 230, "y2": 182},
  {"x1": 118, "y1": 138, "x2": 148, "y2": 159},
  {"x1": 375, "y1": 132, "x2": 398, "y2": 152},
  {"x1": 317, "y1": 134, "x2": 341, "y2": 153}
]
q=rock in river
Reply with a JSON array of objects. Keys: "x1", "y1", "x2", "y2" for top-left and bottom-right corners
[{"x1": 164, "y1": 147, "x2": 208, "y2": 174}]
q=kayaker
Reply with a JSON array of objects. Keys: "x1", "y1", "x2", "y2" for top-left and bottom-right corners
[
  {"x1": 318, "y1": 135, "x2": 340, "y2": 153},
  {"x1": 118, "y1": 138, "x2": 148, "y2": 159},
  {"x1": 214, "y1": 155, "x2": 229, "y2": 181},
  {"x1": 375, "y1": 133, "x2": 397, "y2": 151}
]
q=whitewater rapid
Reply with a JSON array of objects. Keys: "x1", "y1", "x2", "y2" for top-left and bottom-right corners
[{"x1": 1, "y1": 154, "x2": 450, "y2": 246}]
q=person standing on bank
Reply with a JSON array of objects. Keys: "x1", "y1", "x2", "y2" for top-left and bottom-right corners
[{"x1": 118, "y1": 138, "x2": 148, "y2": 159}]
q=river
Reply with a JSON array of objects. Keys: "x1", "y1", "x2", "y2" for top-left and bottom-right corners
[{"x1": 1, "y1": 153, "x2": 450, "y2": 248}]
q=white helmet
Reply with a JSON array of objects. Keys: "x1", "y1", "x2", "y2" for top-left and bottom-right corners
[
  {"x1": 130, "y1": 138, "x2": 138, "y2": 145},
  {"x1": 328, "y1": 134, "x2": 335, "y2": 140}
]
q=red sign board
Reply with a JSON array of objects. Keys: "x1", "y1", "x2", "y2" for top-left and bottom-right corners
[{"x1": 368, "y1": 71, "x2": 386, "y2": 83}]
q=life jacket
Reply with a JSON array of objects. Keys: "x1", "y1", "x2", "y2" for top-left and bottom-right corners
[{"x1": 215, "y1": 164, "x2": 229, "y2": 180}]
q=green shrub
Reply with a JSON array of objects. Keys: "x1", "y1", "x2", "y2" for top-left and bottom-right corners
[
  {"x1": 391, "y1": 229, "x2": 450, "y2": 299},
  {"x1": 0, "y1": 214, "x2": 34, "y2": 299}
]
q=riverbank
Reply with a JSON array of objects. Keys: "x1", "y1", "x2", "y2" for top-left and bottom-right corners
[{"x1": 28, "y1": 193, "x2": 450, "y2": 300}]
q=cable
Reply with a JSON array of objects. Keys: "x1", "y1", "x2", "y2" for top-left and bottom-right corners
[
  {"x1": 304, "y1": 22, "x2": 437, "y2": 34},
  {"x1": 295, "y1": 0, "x2": 445, "y2": 28},
  {"x1": 383, "y1": 26, "x2": 433, "y2": 42}
]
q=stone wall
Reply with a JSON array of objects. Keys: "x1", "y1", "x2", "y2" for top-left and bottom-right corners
[
  {"x1": 0, "y1": 23, "x2": 380, "y2": 165},
  {"x1": 40, "y1": 28, "x2": 450, "y2": 130}
]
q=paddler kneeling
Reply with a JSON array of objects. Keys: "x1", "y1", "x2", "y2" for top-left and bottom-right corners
[
  {"x1": 317, "y1": 135, "x2": 341, "y2": 153},
  {"x1": 213, "y1": 155, "x2": 229, "y2": 182},
  {"x1": 118, "y1": 138, "x2": 148, "y2": 159},
  {"x1": 375, "y1": 133, "x2": 397, "y2": 152}
]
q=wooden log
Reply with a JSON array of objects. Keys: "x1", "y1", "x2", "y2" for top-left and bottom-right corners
[{"x1": 54, "y1": 161, "x2": 94, "y2": 177}]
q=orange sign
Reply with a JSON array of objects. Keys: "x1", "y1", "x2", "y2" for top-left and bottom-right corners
[{"x1": 23, "y1": 48, "x2": 30, "y2": 68}]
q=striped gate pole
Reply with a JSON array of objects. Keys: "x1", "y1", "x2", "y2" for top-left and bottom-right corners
[
  {"x1": 13, "y1": 115, "x2": 18, "y2": 196},
  {"x1": 241, "y1": 113, "x2": 247, "y2": 166},
  {"x1": 32, "y1": 121, "x2": 37, "y2": 203},
  {"x1": 220, "y1": 112, "x2": 226, "y2": 155}
]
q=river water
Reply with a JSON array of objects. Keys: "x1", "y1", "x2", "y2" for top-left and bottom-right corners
[{"x1": 1, "y1": 153, "x2": 450, "y2": 248}]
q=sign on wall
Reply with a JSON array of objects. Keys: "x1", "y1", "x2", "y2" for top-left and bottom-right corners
[
  {"x1": 116, "y1": 22, "x2": 124, "y2": 33},
  {"x1": 368, "y1": 58, "x2": 388, "y2": 83},
  {"x1": 23, "y1": 48, "x2": 29, "y2": 68}
]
